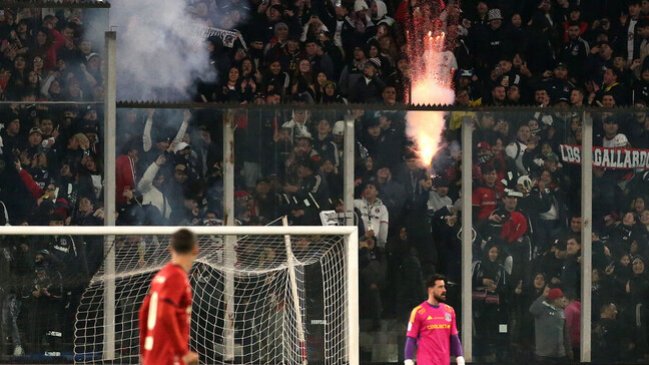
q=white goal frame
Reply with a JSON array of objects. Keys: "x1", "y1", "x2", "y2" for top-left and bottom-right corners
[{"x1": 0, "y1": 225, "x2": 359, "y2": 365}]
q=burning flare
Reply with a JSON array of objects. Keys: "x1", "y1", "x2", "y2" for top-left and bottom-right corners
[{"x1": 405, "y1": 1, "x2": 456, "y2": 168}]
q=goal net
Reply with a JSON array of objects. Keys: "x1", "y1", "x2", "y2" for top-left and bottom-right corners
[{"x1": 0, "y1": 226, "x2": 358, "y2": 365}]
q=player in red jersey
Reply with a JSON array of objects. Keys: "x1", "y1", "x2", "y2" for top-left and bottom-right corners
[
  {"x1": 139, "y1": 228, "x2": 199, "y2": 365},
  {"x1": 404, "y1": 274, "x2": 465, "y2": 365}
]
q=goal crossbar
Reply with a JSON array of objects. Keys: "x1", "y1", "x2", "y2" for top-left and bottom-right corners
[
  {"x1": 0, "y1": 225, "x2": 359, "y2": 365},
  {"x1": 0, "y1": 225, "x2": 358, "y2": 236}
]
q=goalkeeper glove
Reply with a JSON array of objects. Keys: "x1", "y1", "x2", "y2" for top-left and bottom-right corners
[
  {"x1": 456, "y1": 356, "x2": 465, "y2": 365},
  {"x1": 404, "y1": 360, "x2": 415, "y2": 365}
]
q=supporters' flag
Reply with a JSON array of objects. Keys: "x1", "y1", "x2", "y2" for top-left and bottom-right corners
[
  {"x1": 205, "y1": 27, "x2": 247, "y2": 49},
  {"x1": 559, "y1": 144, "x2": 649, "y2": 169},
  {"x1": 183, "y1": 24, "x2": 247, "y2": 49}
]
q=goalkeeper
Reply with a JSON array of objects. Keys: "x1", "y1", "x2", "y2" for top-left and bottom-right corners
[
  {"x1": 139, "y1": 229, "x2": 199, "y2": 365},
  {"x1": 404, "y1": 274, "x2": 465, "y2": 365}
]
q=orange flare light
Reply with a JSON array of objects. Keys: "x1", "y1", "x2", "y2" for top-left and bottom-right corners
[{"x1": 406, "y1": 26, "x2": 455, "y2": 168}]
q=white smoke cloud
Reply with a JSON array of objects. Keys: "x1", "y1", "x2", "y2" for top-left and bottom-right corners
[{"x1": 109, "y1": 0, "x2": 216, "y2": 101}]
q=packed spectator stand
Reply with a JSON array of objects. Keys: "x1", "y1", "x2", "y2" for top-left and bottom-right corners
[{"x1": 0, "y1": 0, "x2": 648, "y2": 363}]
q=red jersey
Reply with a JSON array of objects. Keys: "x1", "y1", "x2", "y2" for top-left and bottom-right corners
[
  {"x1": 406, "y1": 301, "x2": 458, "y2": 365},
  {"x1": 115, "y1": 154, "x2": 136, "y2": 206},
  {"x1": 500, "y1": 211, "x2": 528, "y2": 243},
  {"x1": 139, "y1": 263, "x2": 192, "y2": 365},
  {"x1": 472, "y1": 185, "x2": 503, "y2": 221}
]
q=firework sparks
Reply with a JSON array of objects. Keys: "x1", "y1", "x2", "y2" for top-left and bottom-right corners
[{"x1": 405, "y1": 0, "x2": 456, "y2": 169}]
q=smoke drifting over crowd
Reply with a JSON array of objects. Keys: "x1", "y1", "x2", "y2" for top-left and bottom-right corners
[{"x1": 109, "y1": 0, "x2": 218, "y2": 101}]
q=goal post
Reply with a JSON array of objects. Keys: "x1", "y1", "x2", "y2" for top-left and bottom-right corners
[
  {"x1": 0, "y1": 225, "x2": 358, "y2": 365},
  {"x1": 282, "y1": 216, "x2": 309, "y2": 365}
]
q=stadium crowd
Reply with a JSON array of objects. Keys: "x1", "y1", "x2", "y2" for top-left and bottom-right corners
[{"x1": 0, "y1": 0, "x2": 647, "y2": 363}]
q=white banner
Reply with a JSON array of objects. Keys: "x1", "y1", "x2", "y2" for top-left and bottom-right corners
[{"x1": 559, "y1": 144, "x2": 649, "y2": 169}]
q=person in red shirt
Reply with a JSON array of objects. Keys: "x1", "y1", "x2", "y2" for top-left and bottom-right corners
[
  {"x1": 139, "y1": 229, "x2": 199, "y2": 365},
  {"x1": 483, "y1": 190, "x2": 530, "y2": 284},
  {"x1": 472, "y1": 164, "x2": 505, "y2": 223},
  {"x1": 115, "y1": 139, "x2": 139, "y2": 207}
]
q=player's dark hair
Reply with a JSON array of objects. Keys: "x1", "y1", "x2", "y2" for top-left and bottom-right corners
[
  {"x1": 426, "y1": 274, "x2": 446, "y2": 288},
  {"x1": 171, "y1": 228, "x2": 197, "y2": 254}
]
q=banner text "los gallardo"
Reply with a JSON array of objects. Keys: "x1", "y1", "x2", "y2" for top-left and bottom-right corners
[{"x1": 559, "y1": 144, "x2": 649, "y2": 170}]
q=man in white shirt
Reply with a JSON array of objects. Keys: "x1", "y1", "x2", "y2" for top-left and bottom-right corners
[
  {"x1": 427, "y1": 178, "x2": 453, "y2": 214},
  {"x1": 354, "y1": 181, "x2": 389, "y2": 248},
  {"x1": 137, "y1": 154, "x2": 172, "y2": 222},
  {"x1": 282, "y1": 109, "x2": 312, "y2": 143},
  {"x1": 505, "y1": 124, "x2": 532, "y2": 174}
]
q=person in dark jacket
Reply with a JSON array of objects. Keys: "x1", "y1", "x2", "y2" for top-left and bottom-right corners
[
  {"x1": 359, "y1": 228, "x2": 386, "y2": 330},
  {"x1": 622, "y1": 256, "x2": 649, "y2": 359},
  {"x1": 70, "y1": 196, "x2": 103, "y2": 276},
  {"x1": 472, "y1": 243, "x2": 510, "y2": 361},
  {"x1": 46, "y1": 213, "x2": 88, "y2": 345},
  {"x1": 561, "y1": 236, "x2": 581, "y2": 298},
  {"x1": 593, "y1": 67, "x2": 629, "y2": 106},
  {"x1": 0, "y1": 235, "x2": 27, "y2": 356},
  {"x1": 312, "y1": 118, "x2": 339, "y2": 168},
  {"x1": 559, "y1": 21, "x2": 590, "y2": 84},
  {"x1": 375, "y1": 165, "x2": 407, "y2": 231},
  {"x1": 289, "y1": 158, "x2": 330, "y2": 225},
  {"x1": 510, "y1": 272, "x2": 547, "y2": 363},
  {"x1": 22, "y1": 249, "x2": 63, "y2": 353},
  {"x1": 384, "y1": 226, "x2": 421, "y2": 316},
  {"x1": 473, "y1": 9, "x2": 514, "y2": 72},
  {"x1": 348, "y1": 58, "x2": 386, "y2": 103},
  {"x1": 592, "y1": 302, "x2": 629, "y2": 363}
]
